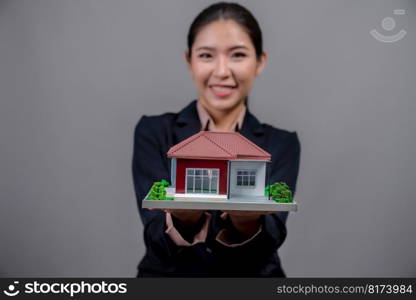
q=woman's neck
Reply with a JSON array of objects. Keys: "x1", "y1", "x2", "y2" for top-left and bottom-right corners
[{"x1": 199, "y1": 98, "x2": 245, "y2": 132}]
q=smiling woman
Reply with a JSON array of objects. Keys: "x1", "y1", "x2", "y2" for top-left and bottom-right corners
[
  {"x1": 186, "y1": 19, "x2": 266, "y2": 123},
  {"x1": 132, "y1": 2, "x2": 301, "y2": 277},
  {"x1": 185, "y1": 3, "x2": 267, "y2": 131}
]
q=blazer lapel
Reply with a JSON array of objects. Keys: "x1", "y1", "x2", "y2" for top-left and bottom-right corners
[
  {"x1": 173, "y1": 100, "x2": 202, "y2": 143},
  {"x1": 239, "y1": 109, "x2": 267, "y2": 150}
]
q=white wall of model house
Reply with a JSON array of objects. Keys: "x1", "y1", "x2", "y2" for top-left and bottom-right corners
[
  {"x1": 170, "y1": 158, "x2": 176, "y2": 187},
  {"x1": 229, "y1": 160, "x2": 267, "y2": 197}
]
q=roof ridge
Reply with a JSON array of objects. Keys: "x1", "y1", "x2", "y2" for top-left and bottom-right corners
[
  {"x1": 167, "y1": 131, "x2": 271, "y2": 160},
  {"x1": 205, "y1": 131, "x2": 270, "y2": 158},
  {"x1": 167, "y1": 131, "x2": 204, "y2": 156},
  {"x1": 233, "y1": 132, "x2": 271, "y2": 158},
  {"x1": 202, "y1": 132, "x2": 235, "y2": 158}
]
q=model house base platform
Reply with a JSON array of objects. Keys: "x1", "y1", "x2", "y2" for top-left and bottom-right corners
[{"x1": 143, "y1": 193, "x2": 298, "y2": 212}]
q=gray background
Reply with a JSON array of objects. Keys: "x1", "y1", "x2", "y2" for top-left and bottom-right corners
[{"x1": 0, "y1": 0, "x2": 415, "y2": 277}]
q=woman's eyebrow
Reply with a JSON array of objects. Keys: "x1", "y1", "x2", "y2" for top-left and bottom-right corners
[
  {"x1": 228, "y1": 45, "x2": 249, "y2": 51},
  {"x1": 194, "y1": 45, "x2": 249, "y2": 51},
  {"x1": 195, "y1": 46, "x2": 215, "y2": 52}
]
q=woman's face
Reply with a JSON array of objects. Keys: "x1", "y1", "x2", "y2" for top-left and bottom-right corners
[{"x1": 186, "y1": 19, "x2": 267, "y2": 112}]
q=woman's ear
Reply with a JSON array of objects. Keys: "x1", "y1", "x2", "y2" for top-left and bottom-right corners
[
  {"x1": 255, "y1": 51, "x2": 268, "y2": 76},
  {"x1": 184, "y1": 51, "x2": 191, "y2": 70}
]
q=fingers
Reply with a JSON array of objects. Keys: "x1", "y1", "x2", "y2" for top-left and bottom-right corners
[
  {"x1": 146, "y1": 208, "x2": 200, "y2": 212},
  {"x1": 172, "y1": 209, "x2": 201, "y2": 213},
  {"x1": 222, "y1": 210, "x2": 278, "y2": 216}
]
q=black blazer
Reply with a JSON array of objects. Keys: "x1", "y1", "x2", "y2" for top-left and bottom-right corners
[{"x1": 132, "y1": 100, "x2": 301, "y2": 277}]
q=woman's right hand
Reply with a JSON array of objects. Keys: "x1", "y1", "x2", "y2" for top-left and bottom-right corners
[
  {"x1": 167, "y1": 209, "x2": 205, "y2": 226},
  {"x1": 147, "y1": 208, "x2": 205, "y2": 226}
]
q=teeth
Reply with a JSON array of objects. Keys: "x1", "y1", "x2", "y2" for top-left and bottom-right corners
[{"x1": 211, "y1": 86, "x2": 233, "y2": 91}]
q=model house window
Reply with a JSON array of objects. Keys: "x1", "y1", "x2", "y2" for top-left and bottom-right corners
[
  {"x1": 186, "y1": 168, "x2": 219, "y2": 194},
  {"x1": 236, "y1": 170, "x2": 256, "y2": 187}
]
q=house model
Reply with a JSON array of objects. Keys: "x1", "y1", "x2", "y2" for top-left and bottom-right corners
[{"x1": 143, "y1": 131, "x2": 297, "y2": 211}]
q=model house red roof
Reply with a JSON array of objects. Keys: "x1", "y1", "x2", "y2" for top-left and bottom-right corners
[{"x1": 167, "y1": 131, "x2": 271, "y2": 160}]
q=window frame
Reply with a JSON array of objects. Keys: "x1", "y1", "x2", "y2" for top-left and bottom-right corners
[
  {"x1": 235, "y1": 169, "x2": 257, "y2": 188},
  {"x1": 185, "y1": 168, "x2": 220, "y2": 194}
]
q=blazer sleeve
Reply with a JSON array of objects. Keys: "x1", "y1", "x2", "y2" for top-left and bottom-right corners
[
  {"x1": 210, "y1": 132, "x2": 301, "y2": 275},
  {"x1": 132, "y1": 116, "x2": 213, "y2": 276},
  {"x1": 218, "y1": 131, "x2": 301, "y2": 250},
  {"x1": 262, "y1": 130, "x2": 301, "y2": 248},
  {"x1": 132, "y1": 115, "x2": 169, "y2": 226}
]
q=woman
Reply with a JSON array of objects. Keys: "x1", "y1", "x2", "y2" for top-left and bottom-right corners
[{"x1": 132, "y1": 2, "x2": 301, "y2": 277}]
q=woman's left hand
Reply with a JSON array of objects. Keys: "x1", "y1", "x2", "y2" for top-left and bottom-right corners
[{"x1": 222, "y1": 210, "x2": 277, "y2": 236}]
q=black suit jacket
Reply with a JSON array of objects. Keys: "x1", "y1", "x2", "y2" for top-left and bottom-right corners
[{"x1": 132, "y1": 100, "x2": 301, "y2": 277}]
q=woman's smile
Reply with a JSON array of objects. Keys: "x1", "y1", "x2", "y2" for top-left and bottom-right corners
[{"x1": 209, "y1": 84, "x2": 237, "y2": 98}]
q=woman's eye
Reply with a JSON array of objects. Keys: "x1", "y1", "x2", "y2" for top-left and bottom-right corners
[
  {"x1": 198, "y1": 53, "x2": 212, "y2": 59},
  {"x1": 232, "y1": 52, "x2": 247, "y2": 58}
]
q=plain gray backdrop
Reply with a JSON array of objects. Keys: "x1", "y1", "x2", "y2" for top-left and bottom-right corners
[{"x1": 0, "y1": 0, "x2": 415, "y2": 277}]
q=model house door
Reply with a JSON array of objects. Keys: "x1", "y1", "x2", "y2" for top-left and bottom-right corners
[{"x1": 186, "y1": 168, "x2": 219, "y2": 194}]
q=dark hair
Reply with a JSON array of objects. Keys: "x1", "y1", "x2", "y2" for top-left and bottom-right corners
[{"x1": 187, "y1": 2, "x2": 263, "y2": 60}]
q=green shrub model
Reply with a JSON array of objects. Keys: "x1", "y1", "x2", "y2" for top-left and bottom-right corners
[
  {"x1": 147, "y1": 180, "x2": 173, "y2": 200},
  {"x1": 265, "y1": 182, "x2": 293, "y2": 203}
]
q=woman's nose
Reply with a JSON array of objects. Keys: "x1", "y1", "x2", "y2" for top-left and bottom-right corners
[{"x1": 213, "y1": 56, "x2": 231, "y2": 78}]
